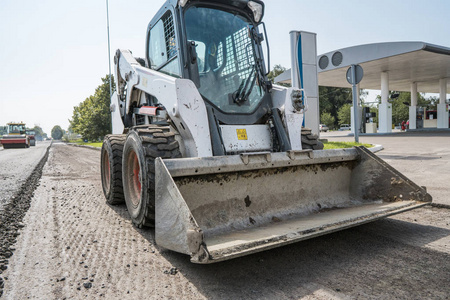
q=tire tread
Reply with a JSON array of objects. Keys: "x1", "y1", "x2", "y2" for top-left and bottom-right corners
[
  {"x1": 126, "y1": 125, "x2": 181, "y2": 227},
  {"x1": 102, "y1": 134, "x2": 126, "y2": 205}
]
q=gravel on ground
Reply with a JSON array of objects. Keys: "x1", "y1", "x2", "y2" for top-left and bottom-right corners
[{"x1": 1, "y1": 141, "x2": 449, "y2": 299}]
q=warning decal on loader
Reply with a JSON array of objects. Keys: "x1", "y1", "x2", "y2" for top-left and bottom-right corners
[{"x1": 236, "y1": 129, "x2": 248, "y2": 140}]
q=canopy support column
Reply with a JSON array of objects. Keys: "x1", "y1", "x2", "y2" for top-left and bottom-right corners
[
  {"x1": 409, "y1": 82, "x2": 418, "y2": 130},
  {"x1": 437, "y1": 78, "x2": 448, "y2": 128},
  {"x1": 379, "y1": 72, "x2": 392, "y2": 133}
]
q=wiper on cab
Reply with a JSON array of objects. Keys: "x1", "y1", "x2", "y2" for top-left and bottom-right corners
[{"x1": 232, "y1": 64, "x2": 256, "y2": 105}]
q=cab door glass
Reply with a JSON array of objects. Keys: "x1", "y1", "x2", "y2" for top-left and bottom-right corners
[
  {"x1": 149, "y1": 19, "x2": 166, "y2": 68},
  {"x1": 148, "y1": 11, "x2": 180, "y2": 77}
]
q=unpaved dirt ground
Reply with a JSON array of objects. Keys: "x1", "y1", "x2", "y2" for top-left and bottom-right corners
[{"x1": 1, "y1": 143, "x2": 449, "y2": 299}]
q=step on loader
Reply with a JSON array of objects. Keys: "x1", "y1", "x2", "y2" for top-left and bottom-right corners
[{"x1": 101, "y1": 0, "x2": 431, "y2": 263}]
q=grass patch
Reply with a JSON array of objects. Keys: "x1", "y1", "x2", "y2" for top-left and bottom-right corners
[
  {"x1": 81, "y1": 142, "x2": 102, "y2": 148},
  {"x1": 323, "y1": 141, "x2": 372, "y2": 150},
  {"x1": 70, "y1": 139, "x2": 102, "y2": 148}
]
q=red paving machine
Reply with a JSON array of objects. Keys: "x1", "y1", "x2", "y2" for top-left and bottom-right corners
[{"x1": 1, "y1": 122, "x2": 30, "y2": 149}]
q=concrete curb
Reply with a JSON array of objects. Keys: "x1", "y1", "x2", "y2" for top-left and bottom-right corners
[
  {"x1": 368, "y1": 144, "x2": 384, "y2": 153},
  {"x1": 66, "y1": 143, "x2": 101, "y2": 151},
  {"x1": 339, "y1": 128, "x2": 450, "y2": 137}
]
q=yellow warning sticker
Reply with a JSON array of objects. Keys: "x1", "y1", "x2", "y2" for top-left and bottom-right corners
[{"x1": 236, "y1": 129, "x2": 248, "y2": 140}]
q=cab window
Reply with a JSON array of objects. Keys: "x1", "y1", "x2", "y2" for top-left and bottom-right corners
[{"x1": 148, "y1": 11, "x2": 180, "y2": 77}]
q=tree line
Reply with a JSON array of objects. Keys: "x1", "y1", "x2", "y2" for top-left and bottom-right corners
[{"x1": 69, "y1": 75, "x2": 113, "y2": 142}]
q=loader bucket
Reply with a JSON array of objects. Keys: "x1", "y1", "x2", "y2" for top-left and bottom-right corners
[{"x1": 155, "y1": 147, "x2": 431, "y2": 264}]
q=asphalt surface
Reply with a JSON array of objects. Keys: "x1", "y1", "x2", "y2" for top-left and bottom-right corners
[
  {"x1": 0, "y1": 141, "x2": 51, "y2": 298},
  {"x1": 0, "y1": 137, "x2": 449, "y2": 299},
  {"x1": 0, "y1": 141, "x2": 51, "y2": 209},
  {"x1": 322, "y1": 130, "x2": 450, "y2": 207}
]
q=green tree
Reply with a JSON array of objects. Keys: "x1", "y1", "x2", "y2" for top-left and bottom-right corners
[
  {"x1": 320, "y1": 112, "x2": 335, "y2": 129},
  {"x1": 337, "y1": 103, "x2": 352, "y2": 125},
  {"x1": 319, "y1": 86, "x2": 354, "y2": 128},
  {"x1": 51, "y1": 125, "x2": 65, "y2": 140},
  {"x1": 391, "y1": 92, "x2": 410, "y2": 126},
  {"x1": 29, "y1": 125, "x2": 46, "y2": 141},
  {"x1": 69, "y1": 75, "x2": 114, "y2": 141},
  {"x1": 268, "y1": 64, "x2": 290, "y2": 87},
  {"x1": 422, "y1": 95, "x2": 438, "y2": 110}
]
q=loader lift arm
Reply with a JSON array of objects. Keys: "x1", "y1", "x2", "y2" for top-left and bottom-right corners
[{"x1": 113, "y1": 49, "x2": 213, "y2": 158}]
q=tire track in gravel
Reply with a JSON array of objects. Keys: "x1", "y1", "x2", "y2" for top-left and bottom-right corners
[
  {"x1": 2, "y1": 144, "x2": 204, "y2": 299},
  {"x1": 0, "y1": 142, "x2": 51, "y2": 298}
]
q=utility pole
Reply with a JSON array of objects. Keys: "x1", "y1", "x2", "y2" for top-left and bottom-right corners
[
  {"x1": 351, "y1": 65, "x2": 359, "y2": 143},
  {"x1": 106, "y1": 0, "x2": 113, "y2": 100},
  {"x1": 106, "y1": 0, "x2": 113, "y2": 133},
  {"x1": 346, "y1": 64, "x2": 364, "y2": 143}
]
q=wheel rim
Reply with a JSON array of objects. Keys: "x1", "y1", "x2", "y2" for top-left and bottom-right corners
[
  {"x1": 102, "y1": 150, "x2": 111, "y2": 189},
  {"x1": 128, "y1": 150, "x2": 141, "y2": 207}
]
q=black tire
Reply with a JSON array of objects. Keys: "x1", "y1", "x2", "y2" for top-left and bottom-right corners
[
  {"x1": 301, "y1": 127, "x2": 324, "y2": 150},
  {"x1": 101, "y1": 134, "x2": 126, "y2": 205},
  {"x1": 122, "y1": 125, "x2": 181, "y2": 228}
]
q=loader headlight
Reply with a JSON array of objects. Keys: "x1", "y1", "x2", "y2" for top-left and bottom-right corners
[
  {"x1": 179, "y1": 0, "x2": 189, "y2": 7},
  {"x1": 248, "y1": 1, "x2": 263, "y2": 23},
  {"x1": 291, "y1": 89, "x2": 305, "y2": 111}
]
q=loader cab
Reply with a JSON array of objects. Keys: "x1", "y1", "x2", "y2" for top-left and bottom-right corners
[{"x1": 146, "y1": 0, "x2": 272, "y2": 125}]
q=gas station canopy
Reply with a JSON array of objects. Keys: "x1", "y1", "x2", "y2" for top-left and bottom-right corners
[
  {"x1": 276, "y1": 41, "x2": 450, "y2": 93},
  {"x1": 275, "y1": 41, "x2": 450, "y2": 133}
]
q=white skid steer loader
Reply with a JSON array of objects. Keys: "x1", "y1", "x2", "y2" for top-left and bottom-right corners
[{"x1": 101, "y1": 0, "x2": 431, "y2": 264}]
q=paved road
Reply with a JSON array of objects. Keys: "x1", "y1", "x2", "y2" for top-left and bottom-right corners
[
  {"x1": 2, "y1": 143, "x2": 449, "y2": 299},
  {"x1": 0, "y1": 141, "x2": 51, "y2": 209},
  {"x1": 322, "y1": 130, "x2": 450, "y2": 206}
]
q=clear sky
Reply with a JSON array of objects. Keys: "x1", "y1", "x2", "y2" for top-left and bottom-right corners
[{"x1": 1, "y1": 0, "x2": 449, "y2": 134}]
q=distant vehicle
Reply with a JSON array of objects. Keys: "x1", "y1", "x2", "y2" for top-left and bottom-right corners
[
  {"x1": 339, "y1": 124, "x2": 351, "y2": 131},
  {"x1": 0, "y1": 122, "x2": 30, "y2": 148},
  {"x1": 319, "y1": 124, "x2": 329, "y2": 132},
  {"x1": 26, "y1": 130, "x2": 36, "y2": 146}
]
